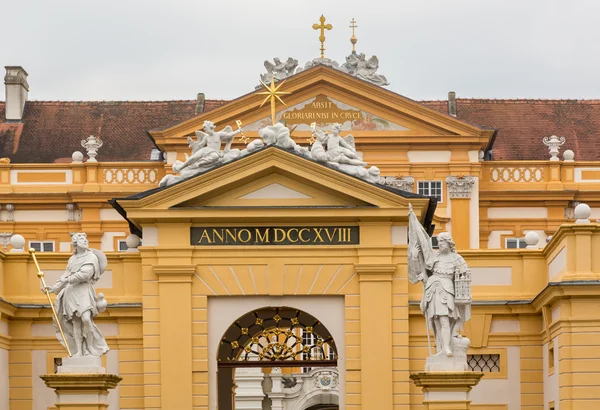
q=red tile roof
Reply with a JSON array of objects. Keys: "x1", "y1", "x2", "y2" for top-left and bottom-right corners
[
  {"x1": 421, "y1": 99, "x2": 600, "y2": 161},
  {"x1": 0, "y1": 98, "x2": 598, "y2": 163},
  {"x1": 0, "y1": 100, "x2": 202, "y2": 163}
]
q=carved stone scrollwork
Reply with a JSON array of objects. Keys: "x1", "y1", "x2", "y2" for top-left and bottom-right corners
[
  {"x1": 379, "y1": 176, "x2": 414, "y2": 192},
  {"x1": 445, "y1": 176, "x2": 475, "y2": 199},
  {"x1": 0, "y1": 232, "x2": 13, "y2": 252},
  {"x1": 5, "y1": 204, "x2": 14, "y2": 221}
]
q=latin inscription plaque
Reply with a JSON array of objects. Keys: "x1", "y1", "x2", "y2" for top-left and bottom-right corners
[{"x1": 191, "y1": 226, "x2": 359, "y2": 246}]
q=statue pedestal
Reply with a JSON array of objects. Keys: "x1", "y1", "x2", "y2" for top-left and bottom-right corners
[
  {"x1": 410, "y1": 372, "x2": 483, "y2": 410},
  {"x1": 41, "y1": 357, "x2": 121, "y2": 410}
]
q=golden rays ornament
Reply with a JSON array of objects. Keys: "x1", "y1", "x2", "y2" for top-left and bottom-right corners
[{"x1": 257, "y1": 77, "x2": 291, "y2": 125}]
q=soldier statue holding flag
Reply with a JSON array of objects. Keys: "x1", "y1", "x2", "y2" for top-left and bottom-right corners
[{"x1": 408, "y1": 205, "x2": 472, "y2": 370}]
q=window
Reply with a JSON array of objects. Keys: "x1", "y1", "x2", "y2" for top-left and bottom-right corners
[
  {"x1": 302, "y1": 329, "x2": 315, "y2": 373},
  {"x1": 505, "y1": 238, "x2": 527, "y2": 249},
  {"x1": 548, "y1": 343, "x2": 555, "y2": 374},
  {"x1": 431, "y1": 236, "x2": 439, "y2": 249},
  {"x1": 417, "y1": 181, "x2": 443, "y2": 202},
  {"x1": 467, "y1": 354, "x2": 501, "y2": 372},
  {"x1": 29, "y1": 241, "x2": 55, "y2": 252},
  {"x1": 118, "y1": 240, "x2": 129, "y2": 251}
]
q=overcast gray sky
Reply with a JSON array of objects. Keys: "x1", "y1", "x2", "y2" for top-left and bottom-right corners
[{"x1": 2, "y1": 0, "x2": 599, "y2": 101}]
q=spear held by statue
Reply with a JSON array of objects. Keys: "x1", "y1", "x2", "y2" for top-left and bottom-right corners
[{"x1": 29, "y1": 248, "x2": 73, "y2": 357}]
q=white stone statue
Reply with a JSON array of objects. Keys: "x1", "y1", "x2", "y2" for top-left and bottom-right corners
[
  {"x1": 310, "y1": 123, "x2": 380, "y2": 183},
  {"x1": 259, "y1": 122, "x2": 308, "y2": 156},
  {"x1": 312, "y1": 123, "x2": 366, "y2": 166},
  {"x1": 260, "y1": 57, "x2": 298, "y2": 83},
  {"x1": 81, "y1": 135, "x2": 103, "y2": 162},
  {"x1": 408, "y1": 207, "x2": 472, "y2": 370},
  {"x1": 43, "y1": 233, "x2": 109, "y2": 357},
  {"x1": 159, "y1": 120, "x2": 254, "y2": 187},
  {"x1": 341, "y1": 53, "x2": 389, "y2": 86}
]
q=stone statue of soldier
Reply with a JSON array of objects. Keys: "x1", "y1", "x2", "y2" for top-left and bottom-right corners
[{"x1": 43, "y1": 233, "x2": 109, "y2": 357}]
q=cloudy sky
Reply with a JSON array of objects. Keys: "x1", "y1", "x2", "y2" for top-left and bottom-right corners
[{"x1": 2, "y1": 0, "x2": 599, "y2": 101}]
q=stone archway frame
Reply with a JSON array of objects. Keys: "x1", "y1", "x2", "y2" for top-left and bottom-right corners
[
  {"x1": 217, "y1": 306, "x2": 338, "y2": 367},
  {"x1": 208, "y1": 296, "x2": 345, "y2": 410}
]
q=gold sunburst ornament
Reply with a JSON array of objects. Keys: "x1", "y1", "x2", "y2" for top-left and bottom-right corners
[{"x1": 258, "y1": 77, "x2": 291, "y2": 125}]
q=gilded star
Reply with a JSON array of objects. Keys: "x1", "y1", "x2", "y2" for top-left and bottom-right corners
[{"x1": 257, "y1": 77, "x2": 291, "y2": 125}]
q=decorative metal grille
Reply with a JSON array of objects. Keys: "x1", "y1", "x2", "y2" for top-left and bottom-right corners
[
  {"x1": 218, "y1": 307, "x2": 337, "y2": 367},
  {"x1": 468, "y1": 354, "x2": 501, "y2": 372}
]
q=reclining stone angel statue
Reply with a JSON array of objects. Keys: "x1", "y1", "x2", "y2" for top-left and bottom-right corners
[
  {"x1": 408, "y1": 207, "x2": 472, "y2": 370},
  {"x1": 309, "y1": 123, "x2": 380, "y2": 183},
  {"x1": 341, "y1": 53, "x2": 389, "y2": 86},
  {"x1": 159, "y1": 120, "x2": 249, "y2": 187},
  {"x1": 311, "y1": 123, "x2": 367, "y2": 166},
  {"x1": 260, "y1": 57, "x2": 299, "y2": 83}
]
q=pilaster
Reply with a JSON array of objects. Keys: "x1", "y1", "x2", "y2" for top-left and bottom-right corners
[
  {"x1": 355, "y1": 263, "x2": 396, "y2": 410},
  {"x1": 446, "y1": 176, "x2": 475, "y2": 250},
  {"x1": 154, "y1": 265, "x2": 195, "y2": 410}
]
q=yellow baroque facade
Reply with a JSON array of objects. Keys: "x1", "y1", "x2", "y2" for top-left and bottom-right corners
[{"x1": 0, "y1": 64, "x2": 599, "y2": 410}]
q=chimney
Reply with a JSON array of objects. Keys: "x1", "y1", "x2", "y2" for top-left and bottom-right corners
[
  {"x1": 195, "y1": 93, "x2": 205, "y2": 115},
  {"x1": 4, "y1": 66, "x2": 29, "y2": 121},
  {"x1": 447, "y1": 91, "x2": 457, "y2": 117}
]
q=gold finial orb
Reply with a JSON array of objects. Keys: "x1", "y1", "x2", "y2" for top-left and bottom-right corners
[
  {"x1": 312, "y1": 15, "x2": 333, "y2": 59},
  {"x1": 350, "y1": 18, "x2": 358, "y2": 53}
]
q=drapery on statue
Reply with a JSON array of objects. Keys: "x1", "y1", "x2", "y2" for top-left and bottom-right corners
[
  {"x1": 408, "y1": 206, "x2": 472, "y2": 366},
  {"x1": 260, "y1": 57, "x2": 299, "y2": 83},
  {"x1": 341, "y1": 53, "x2": 389, "y2": 86},
  {"x1": 311, "y1": 123, "x2": 366, "y2": 166},
  {"x1": 43, "y1": 233, "x2": 109, "y2": 357},
  {"x1": 174, "y1": 120, "x2": 241, "y2": 173}
]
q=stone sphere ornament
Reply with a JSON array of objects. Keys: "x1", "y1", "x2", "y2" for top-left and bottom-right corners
[
  {"x1": 9, "y1": 234, "x2": 25, "y2": 252},
  {"x1": 563, "y1": 149, "x2": 575, "y2": 162},
  {"x1": 125, "y1": 234, "x2": 141, "y2": 251},
  {"x1": 71, "y1": 151, "x2": 84, "y2": 163},
  {"x1": 524, "y1": 231, "x2": 540, "y2": 248},
  {"x1": 574, "y1": 203, "x2": 591, "y2": 224}
]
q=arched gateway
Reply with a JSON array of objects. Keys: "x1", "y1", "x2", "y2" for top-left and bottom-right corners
[{"x1": 217, "y1": 306, "x2": 338, "y2": 409}]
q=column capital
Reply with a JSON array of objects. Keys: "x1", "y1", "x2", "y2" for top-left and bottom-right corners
[
  {"x1": 355, "y1": 264, "x2": 397, "y2": 282},
  {"x1": 446, "y1": 176, "x2": 476, "y2": 199},
  {"x1": 153, "y1": 265, "x2": 196, "y2": 283}
]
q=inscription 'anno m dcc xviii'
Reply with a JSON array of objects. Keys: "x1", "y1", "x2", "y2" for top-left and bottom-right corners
[{"x1": 191, "y1": 227, "x2": 359, "y2": 246}]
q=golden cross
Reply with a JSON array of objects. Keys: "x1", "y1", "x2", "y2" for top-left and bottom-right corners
[
  {"x1": 350, "y1": 18, "x2": 358, "y2": 53},
  {"x1": 312, "y1": 15, "x2": 333, "y2": 58},
  {"x1": 257, "y1": 77, "x2": 291, "y2": 125}
]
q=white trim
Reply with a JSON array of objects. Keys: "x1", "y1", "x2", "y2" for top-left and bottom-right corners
[
  {"x1": 407, "y1": 150, "x2": 451, "y2": 163},
  {"x1": 10, "y1": 169, "x2": 73, "y2": 185},
  {"x1": 487, "y1": 207, "x2": 548, "y2": 219},
  {"x1": 574, "y1": 167, "x2": 600, "y2": 182},
  {"x1": 469, "y1": 176, "x2": 480, "y2": 249}
]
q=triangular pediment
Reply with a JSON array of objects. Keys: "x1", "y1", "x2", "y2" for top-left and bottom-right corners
[
  {"x1": 238, "y1": 183, "x2": 312, "y2": 199},
  {"x1": 113, "y1": 147, "x2": 432, "y2": 226},
  {"x1": 149, "y1": 65, "x2": 494, "y2": 154}
]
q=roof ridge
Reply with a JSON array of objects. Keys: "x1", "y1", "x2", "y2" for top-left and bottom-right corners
[
  {"x1": 422, "y1": 98, "x2": 600, "y2": 104},
  {"x1": 22, "y1": 100, "x2": 198, "y2": 105}
]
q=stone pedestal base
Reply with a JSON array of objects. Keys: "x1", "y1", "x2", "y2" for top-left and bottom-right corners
[
  {"x1": 58, "y1": 356, "x2": 105, "y2": 374},
  {"x1": 41, "y1": 372, "x2": 121, "y2": 410},
  {"x1": 410, "y1": 372, "x2": 483, "y2": 410}
]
